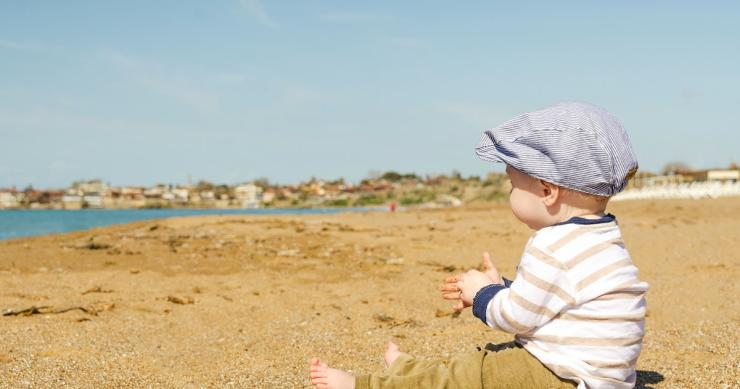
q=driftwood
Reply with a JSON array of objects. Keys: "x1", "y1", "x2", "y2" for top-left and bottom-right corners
[
  {"x1": 167, "y1": 296, "x2": 194, "y2": 305},
  {"x1": 3, "y1": 303, "x2": 115, "y2": 317}
]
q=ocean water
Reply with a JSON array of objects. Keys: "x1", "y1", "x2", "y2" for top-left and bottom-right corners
[{"x1": 0, "y1": 208, "x2": 373, "y2": 240}]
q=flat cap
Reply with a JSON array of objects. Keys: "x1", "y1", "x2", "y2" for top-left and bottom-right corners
[{"x1": 475, "y1": 101, "x2": 638, "y2": 197}]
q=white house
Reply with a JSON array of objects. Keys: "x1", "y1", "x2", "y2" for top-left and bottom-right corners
[
  {"x1": 707, "y1": 169, "x2": 739, "y2": 182},
  {"x1": 235, "y1": 183, "x2": 263, "y2": 208},
  {"x1": 0, "y1": 191, "x2": 19, "y2": 209},
  {"x1": 62, "y1": 189, "x2": 83, "y2": 209},
  {"x1": 82, "y1": 192, "x2": 104, "y2": 208}
]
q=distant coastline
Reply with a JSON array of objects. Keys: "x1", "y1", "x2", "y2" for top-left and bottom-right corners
[{"x1": 0, "y1": 207, "x2": 377, "y2": 241}]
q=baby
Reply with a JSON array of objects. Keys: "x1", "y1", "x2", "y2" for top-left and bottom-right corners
[{"x1": 310, "y1": 102, "x2": 648, "y2": 389}]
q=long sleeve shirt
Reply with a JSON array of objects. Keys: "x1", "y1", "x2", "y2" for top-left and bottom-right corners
[{"x1": 472, "y1": 214, "x2": 648, "y2": 389}]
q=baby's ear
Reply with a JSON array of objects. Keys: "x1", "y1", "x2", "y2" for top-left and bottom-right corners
[{"x1": 539, "y1": 180, "x2": 561, "y2": 205}]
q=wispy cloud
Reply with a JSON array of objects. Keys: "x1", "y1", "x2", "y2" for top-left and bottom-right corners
[
  {"x1": 389, "y1": 37, "x2": 431, "y2": 50},
  {"x1": 0, "y1": 106, "x2": 178, "y2": 138},
  {"x1": 318, "y1": 11, "x2": 391, "y2": 23},
  {"x1": 0, "y1": 38, "x2": 62, "y2": 54},
  {"x1": 214, "y1": 73, "x2": 249, "y2": 85},
  {"x1": 99, "y1": 49, "x2": 220, "y2": 114},
  {"x1": 239, "y1": 0, "x2": 276, "y2": 27},
  {"x1": 679, "y1": 87, "x2": 703, "y2": 102},
  {"x1": 440, "y1": 103, "x2": 504, "y2": 128}
]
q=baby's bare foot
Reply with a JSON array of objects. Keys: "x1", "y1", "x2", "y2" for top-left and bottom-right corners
[
  {"x1": 308, "y1": 357, "x2": 355, "y2": 389},
  {"x1": 383, "y1": 341, "x2": 401, "y2": 367}
]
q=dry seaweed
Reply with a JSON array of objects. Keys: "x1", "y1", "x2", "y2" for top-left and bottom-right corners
[
  {"x1": 3, "y1": 303, "x2": 114, "y2": 317},
  {"x1": 167, "y1": 296, "x2": 195, "y2": 305}
]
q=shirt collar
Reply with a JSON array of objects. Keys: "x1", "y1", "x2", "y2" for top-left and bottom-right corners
[{"x1": 551, "y1": 213, "x2": 616, "y2": 227}]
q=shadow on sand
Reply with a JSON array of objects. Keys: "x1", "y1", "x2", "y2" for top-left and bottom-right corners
[{"x1": 636, "y1": 370, "x2": 664, "y2": 389}]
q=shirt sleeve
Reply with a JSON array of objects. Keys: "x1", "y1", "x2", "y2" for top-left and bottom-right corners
[{"x1": 473, "y1": 244, "x2": 576, "y2": 334}]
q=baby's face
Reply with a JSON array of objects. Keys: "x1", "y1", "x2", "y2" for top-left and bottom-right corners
[{"x1": 505, "y1": 165, "x2": 551, "y2": 230}]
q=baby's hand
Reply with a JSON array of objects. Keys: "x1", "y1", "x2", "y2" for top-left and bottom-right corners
[
  {"x1": 440, "y1": 252, "x2": 504, "y2": 311},
  {"x1": 440, "y1": 275, "x2": 463, "y2": 305},
  {"x1": 456, "y1": 270, "x2": 494, "y2": 310},
  {"x1": 481, "y1": 252, "x2": 502, "y2": 285}
]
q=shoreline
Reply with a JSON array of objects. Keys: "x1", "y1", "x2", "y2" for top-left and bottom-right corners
[{"x1": 0, "y1": 206, "x2": 384, "y2": 241}]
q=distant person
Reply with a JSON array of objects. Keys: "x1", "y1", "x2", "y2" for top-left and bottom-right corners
[
  {"x1": 389, "y1": 202, "x2": 396, "y2": 212},
  {"x1": 309, "y1": 102, "x2": 647, "y2": 389}
]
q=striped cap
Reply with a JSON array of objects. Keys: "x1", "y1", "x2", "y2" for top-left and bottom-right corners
[{"x1": 475, "y1": 101, "x2": 638, "y2": 197}]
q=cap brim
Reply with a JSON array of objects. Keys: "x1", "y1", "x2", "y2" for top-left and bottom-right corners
[{"x1": 474, "y1": 131, "x2": 505, "y2": 163}]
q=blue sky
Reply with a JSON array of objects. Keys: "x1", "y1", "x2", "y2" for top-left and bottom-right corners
[{"x1": 1, "y1": 1, "x2": 738, "y2": 188}]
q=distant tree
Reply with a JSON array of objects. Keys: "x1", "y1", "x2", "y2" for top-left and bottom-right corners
[
  {"x1": 328, "y1": 178, "x2": 346, "y2": 185},
  {"x1": 253, "y1": 177, "x2": 270, "y2": 188},
  {"x1": 21, "y1": 185, "x2": 34, "y2": 206},
  {"x1": 381, "y1": 171, "x2": 402, "y2": 182},
  {"x1": 214, "y1": 184, "x2": 231, "y2": 199},
  {"x1": 660, "y1": 162, "x2": 691, "y2": 175},
  {"x1": 401, "y1": 173, "x2": 419, "y2": 180},
  {"x1": 195, "y1": 180, "x2": 214, "y2": 191},
  {"x1": 37, "y1": 192, "x2": 52, "y2": 204}
]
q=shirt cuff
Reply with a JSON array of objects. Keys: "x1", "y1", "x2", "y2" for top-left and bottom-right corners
[{"x1": 472, "y1": 283, "x2": 507, "y2": 325}]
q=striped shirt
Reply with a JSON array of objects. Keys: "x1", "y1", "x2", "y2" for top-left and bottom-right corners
[{"x1": 472, "y1": 214, "x2": 648, "y2": 389}]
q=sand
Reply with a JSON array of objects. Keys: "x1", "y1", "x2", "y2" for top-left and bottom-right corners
[{"x1": 0, "y1": 198, "x2": 738, "y2": 388}]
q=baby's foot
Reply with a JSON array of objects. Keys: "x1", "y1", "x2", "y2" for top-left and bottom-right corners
[
  {"x1": 308, "y1": 357, "x2": 355, "y2": 389},
  {"x1": 383, "y1": 341, "x2": 401, "y2": 367}
]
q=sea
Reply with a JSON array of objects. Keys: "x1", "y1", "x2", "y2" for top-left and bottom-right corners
[{"x1": 0, "y1": 208, "x2": 374, "y2": 240}]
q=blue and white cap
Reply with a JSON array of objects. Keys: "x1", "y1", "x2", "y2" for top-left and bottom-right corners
[{"x1": 475, "y1": 101, "x2": 638, "y2": 197}]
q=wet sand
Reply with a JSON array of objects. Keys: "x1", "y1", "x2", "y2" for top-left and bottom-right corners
[{"x1": 1, "y1": 198, "x2": 738, "y2": 388}]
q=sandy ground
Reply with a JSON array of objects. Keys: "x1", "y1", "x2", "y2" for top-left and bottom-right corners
[{"x1": 0, "y1": 198, "x2": 738, "y2": 388}]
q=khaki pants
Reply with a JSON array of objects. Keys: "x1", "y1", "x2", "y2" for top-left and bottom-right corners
[{"x1": 355, "y1": 342, "x2": 576, "y2": 389}]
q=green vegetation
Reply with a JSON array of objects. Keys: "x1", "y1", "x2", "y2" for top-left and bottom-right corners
[
  {"x1": 399, "y1": 189, "x2": 436, "y2": 205},
  {"x1": 380, "y1": 171, "x2": 419, "y2": 182},
  {"x1": 354, "y1": 193, "x2": 385, "y2": 206},
  {"x1": 324, "y1": 198, "x2": 349, "y2": 207}
]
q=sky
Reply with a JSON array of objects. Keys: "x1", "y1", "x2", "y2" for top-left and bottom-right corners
[{"x1": 1, "y1": 1, "x2": 739, "y2": 188}]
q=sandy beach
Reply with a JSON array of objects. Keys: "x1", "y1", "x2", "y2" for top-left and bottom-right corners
[{"x1": 0, "y1": 198, "x2": 738, "y2": 388}]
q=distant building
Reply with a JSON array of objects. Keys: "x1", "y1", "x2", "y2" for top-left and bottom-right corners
[
  {"x1": 121, "y1": 187, "x2": 145, "y2": 200},
  {"x1": 0, "y1": 190, "x2": 19, "y2": 209},
  {"x1": 62, "y1": 190, "x2": 83, "y2": 209},
  {"x1": 74, "y1": 179, "x2": 109, "y2": 195},
  {"x1": 707, "y1": 169, "x2": 739, "y2": 182},
  {"x1": 144, "y1": 184, "x2": 170, "y2": 198},
  {"x1": 83, "y1": 192, "x2": 104, "y2": 208},
  {"x1": 262, "y1": 191, "x2": 275, "y2": 204},
  {"x1": 235, "y1": 183, "x2": 263, "y2": 208},
  {"x1": 199, "y1": 191, "x2": 215, "y2": 200},
  {"x1": 172, "y1": 188, "x2": 190, "y2": 203}
]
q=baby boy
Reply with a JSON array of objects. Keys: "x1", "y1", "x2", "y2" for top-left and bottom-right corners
[{"x1": 310, "y1": 101, "x2": 648, "y2": 389}]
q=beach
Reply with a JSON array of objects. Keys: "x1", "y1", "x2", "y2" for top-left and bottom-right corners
[{"x1": 0, "y1": 198, "x2": 738, "y2": 388}]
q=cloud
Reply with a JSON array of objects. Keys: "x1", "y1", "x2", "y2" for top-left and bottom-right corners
[
  {"x1": 440, "y1": 103, "x2": 504, "y2": 128},
  {"x1": 0, "y1": 38, "x2": 62, "y2": 54},
  {"x1": 0, "y1": 106, "x2": 178, "y2": 137},
  {"x1": 239, "y1": 0, "x2": 276, "y2": 27},
  {"x1": 214, "y1": 73, "x2": 249, "y2": 85},
  {"x1": 99, "y1": 49, "x2": 220, "y2": 114},
  {"x1": 679, "y1": 88, "x2": 703, "y2": 102},
  {"x1": 389, "y1": 37, "x2": 431, "y2": 50},
  {"x1": 318, "y1": 11, "x2": 391, "y2": 23}
]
